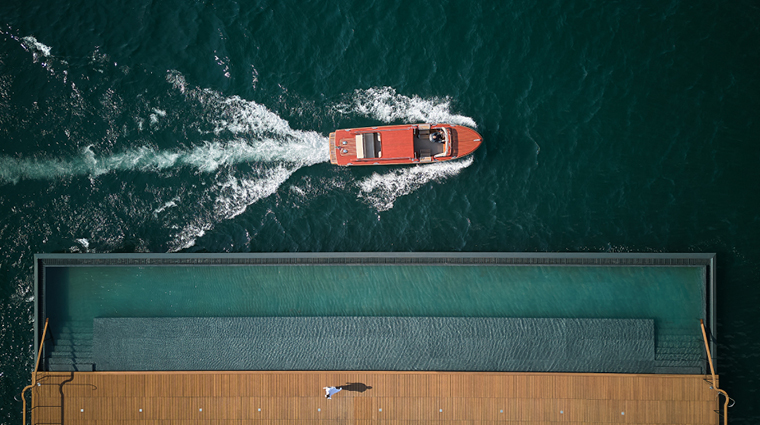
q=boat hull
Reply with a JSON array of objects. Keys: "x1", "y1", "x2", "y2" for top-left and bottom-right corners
[{"x1": 329, "y1": 123, "x2": 482, "y2": 166}]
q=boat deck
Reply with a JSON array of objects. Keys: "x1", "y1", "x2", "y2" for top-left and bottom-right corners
[
  {"x1": 450, "y1": 125, "x2": 482, "y2": 158},
  {"x1": 31, "y1": 371, "x2": 719, "y2": 424},
  {"x1": 329, "y1": 124, "x2": 481, "y2": 165}
]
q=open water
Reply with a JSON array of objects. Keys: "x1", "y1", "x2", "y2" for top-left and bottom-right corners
[{"x1": 1, "y1": 0, "x2": 758, "y2": 422}]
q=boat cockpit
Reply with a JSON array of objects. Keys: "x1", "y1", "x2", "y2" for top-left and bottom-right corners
[{"x1": 414, "y1": 124, "x2": 450, "y2": 160}]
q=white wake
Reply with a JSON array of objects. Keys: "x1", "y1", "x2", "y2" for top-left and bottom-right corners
[
  {"x1": 357, "y1": 157, "x2": 474, "y2": 211},
  {"x1": 334, "y1": 86, "x2": 477, "y2": 128}
]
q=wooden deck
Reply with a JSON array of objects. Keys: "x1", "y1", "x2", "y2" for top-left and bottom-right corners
[
  {"x1": 450, "y1": 125, "x2": 482, "y2": 159},
  {"x1": 31, "y1": 371, "x2": 719, "y2": 424},
  {"x1": 330, "y1": 124, "x2": 481, "y2": 165}
]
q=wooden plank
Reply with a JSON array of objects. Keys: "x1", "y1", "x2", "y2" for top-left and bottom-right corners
[
  {"x1": 32, "y1": 371, "x2": 719, "y2": 424},
  {"x1": 353, "y1": 397, "x2": 373, "y2": 420}
]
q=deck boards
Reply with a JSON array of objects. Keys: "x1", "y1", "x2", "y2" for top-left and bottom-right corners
[
  {"x1": 31, "y1": 371, "x2": 718, "y2": 424},
  {"x1": 451, "y1": 125, "x2": 481, "y2": 158}
]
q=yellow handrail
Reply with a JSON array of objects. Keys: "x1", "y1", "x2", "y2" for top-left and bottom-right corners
[
  {"x1": 21, "y1": 318, "x2": 49, "y2": 425},
  {"x1": 700, "y1": 319, "x2": 730, "y2": 425}
]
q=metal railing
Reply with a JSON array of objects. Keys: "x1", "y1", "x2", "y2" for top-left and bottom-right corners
[
  {"x1": 21, "y1": 318, "x2": 49, "y2": 425},
  {"x1": 700, "y1": 319, "x2": 732, "y2": 425}
]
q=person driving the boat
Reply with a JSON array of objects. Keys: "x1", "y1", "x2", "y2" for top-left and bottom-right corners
[{"x1": 430, "y1": 130, "x2": 444, "y2": 143}]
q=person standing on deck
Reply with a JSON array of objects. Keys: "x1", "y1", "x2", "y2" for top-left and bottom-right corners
[{"x1": 323, "y1": 386, "x2": 342, "y2": 399}]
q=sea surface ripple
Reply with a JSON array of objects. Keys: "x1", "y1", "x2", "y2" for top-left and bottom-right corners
[{"x1": 1, "y1": 0, "x2": 759, "y2": 422}]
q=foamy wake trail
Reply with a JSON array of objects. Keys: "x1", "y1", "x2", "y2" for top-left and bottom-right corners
[
  {"x1": 357, "y1": 157, "x2": 474, "y2": 211},
  {"x1": 335, "y1": 86, "x2": 477, "y2": 128},
  {"x1": 169, "y1": 167, "x2": 297, "y2": 251},
  {"x1": 161, "y1": 71, "x2": 330, "y2": 250},
  {"x1": 0, "y1": 136, "x2": 326, "y2": 184},
  {"x1": 20, "y1": 36, "x2": 52, "y2": 60},
  {"x1": 0, "y1": 72, "x2": 328, "y2": 184},
  {"x1": 2, "y1": 46, "x2": 330, "y2": 252}
]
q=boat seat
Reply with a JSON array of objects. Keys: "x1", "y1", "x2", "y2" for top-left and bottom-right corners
[
  {"x1": 418, "y1": 124, "x2": 430, "y2": 137},
  {"x1": 420, "y1": 148, "x2": 432, "y2": 162},
  {"x1": 356, "y1": 133, "x2": 380, "y2": 159}
]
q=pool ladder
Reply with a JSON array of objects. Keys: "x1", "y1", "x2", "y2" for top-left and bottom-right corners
[
  {"x1": 700, "y1": 319, "x2": 733, "y2": 425},
  {"x1": 21, "y1": 318, "x2": 49, "y2": 425}
]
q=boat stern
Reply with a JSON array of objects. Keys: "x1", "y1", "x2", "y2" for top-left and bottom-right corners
[{"x1": 329, "y1": 132, "x2": 338, "y2": 165}]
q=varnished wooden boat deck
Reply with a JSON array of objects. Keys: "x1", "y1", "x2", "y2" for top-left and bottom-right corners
[
  {"x1": 451, "y1": 126, "x2": 481, "y2": 159},
  {"x1": 31, "y1": 371, "x2": 718, "y2": 424}
]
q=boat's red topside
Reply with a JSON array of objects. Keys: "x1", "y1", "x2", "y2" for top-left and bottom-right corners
[
  {"x1": 329, "y1": 123, "x2": 482, "y2": 166},
  {"x1": 378, "y1": 128, "x2": 415, "y2": 159}
]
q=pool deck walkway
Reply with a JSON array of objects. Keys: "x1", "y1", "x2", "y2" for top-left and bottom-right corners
[{"x1": 31, "y1": 370, "x2": 719, "y2": 424}]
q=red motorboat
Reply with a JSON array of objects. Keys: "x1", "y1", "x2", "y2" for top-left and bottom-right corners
[{"x1": 329, "y1": 123, "x2": 482, "y2": 166}]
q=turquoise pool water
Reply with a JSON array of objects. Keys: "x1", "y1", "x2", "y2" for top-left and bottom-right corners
[{"x1": 45, "y1": 264, "x2": 705, "y2": 333}]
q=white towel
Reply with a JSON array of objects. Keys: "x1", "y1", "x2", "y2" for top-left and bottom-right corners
[{"x1": 323, "y1": 386, "x2": 342, "y2": 399}]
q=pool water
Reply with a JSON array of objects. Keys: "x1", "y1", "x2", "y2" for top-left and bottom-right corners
[{"x1": 45, "y1": 264, "x2": 705, "y2": 335}]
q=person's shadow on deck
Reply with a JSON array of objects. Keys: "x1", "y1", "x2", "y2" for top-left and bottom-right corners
[{"x1": 339, "y1": 382, "x2": 372, "y2": 393}]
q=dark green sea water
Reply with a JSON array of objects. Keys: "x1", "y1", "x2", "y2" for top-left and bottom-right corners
[{"x1": 1, "y1": 0, "x2": 758, "y2": 422}]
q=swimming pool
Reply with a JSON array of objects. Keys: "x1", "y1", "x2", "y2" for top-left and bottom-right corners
[{"x1": 36, "y1": 253, "x2": 713, "y2": 373}]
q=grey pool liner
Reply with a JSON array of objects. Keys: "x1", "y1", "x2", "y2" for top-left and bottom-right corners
[{"x1": 93, "y1": 317, "x2": 654, "y2": 373}]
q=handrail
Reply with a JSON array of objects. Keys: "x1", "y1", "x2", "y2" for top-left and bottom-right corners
[
  {"x1": 21, "y1": 318, "x2": 49, "y2": 425},
  {"x1": 700, "y1": 319, "x2": 730, "y2": 425}
]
